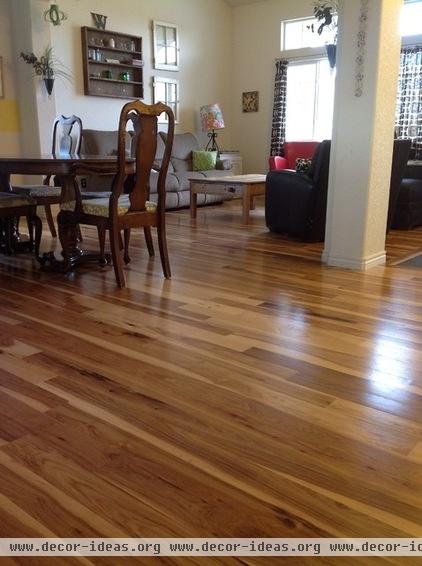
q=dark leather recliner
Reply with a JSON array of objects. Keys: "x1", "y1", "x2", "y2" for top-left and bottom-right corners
[
  {"x1": 386, "y1": 139, "x2": 412, "y2": 232},
  {"x1": 266, "y1": 139, "x2": 411, "y2": 241},
  {"x1": 265, "y1": 140, "x2": 331, "y2": 242},
  {"x1": 392, "y1": 158, "x2": 422, "y2": 230}
]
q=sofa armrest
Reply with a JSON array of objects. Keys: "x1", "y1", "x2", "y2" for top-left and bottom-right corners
[
  {"x1": 266, "y1": 169, "x2": 314, "y2": 190},
  {"x1": 405, "y1": 164, "x2": 422, "y2": 180},
  {"x1": 269, "y1": 156, "x2": 289, "y2": 170},
  {"x1": 265, "y1": 170, "x2": 316, "y2": 237},
  {"x1": 216, "y1": 159, "x2": 232, "y2": 171}
]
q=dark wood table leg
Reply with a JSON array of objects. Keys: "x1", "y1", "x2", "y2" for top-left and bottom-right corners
[
  {"x1": 190, "y1": 184, "x2": 197, "y2": 219},
  {"x1": 0, "y1": 173, "x2": 34, "y2": 254},
  {"x1": 38, "y1": 176, "x2": 110, "y2": 273}
]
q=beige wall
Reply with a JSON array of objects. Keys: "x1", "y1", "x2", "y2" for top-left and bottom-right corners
[
  {"x1": 323, "y1": 0, "x2": 403, "y2": 268},
  {"x1": 47, "y1": 0, "x2": 233, "y2": 148},
  {"x1": 231, "y1": 0, "x2": 317, "y2": 173},
  {"x1": 0, "y1": 0, "x2": 21, "y2": 157}
]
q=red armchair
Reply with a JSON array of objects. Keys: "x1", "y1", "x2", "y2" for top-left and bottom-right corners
[{"x1": 269, "y1": 141, "x2": 320, "y2": 171}]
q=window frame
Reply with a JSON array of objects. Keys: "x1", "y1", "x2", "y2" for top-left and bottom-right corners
[
  {"x1": 152, "y1": 20, "x2": 179, "y2": 71},
  {"x1": 281, "y1": 16, "x2": 333, "y2": 52},
  {"x1": 285, "y1": 56, "x2": 335, "y2": 141},
  {"x1": 152, "y1": 76, "x2": 180, "y2": 124}
]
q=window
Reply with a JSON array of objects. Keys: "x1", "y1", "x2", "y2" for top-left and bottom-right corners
[
  {"x1": 152, "y1": 21, "x2": 179, "y2": 71},
  {"x1": 401, "y1": 1, "x2": 422, "y2": 37},
  {"x1": 153, "y1": 77, "x2": 179, "y2": 123},
  {"x1": 285, "y1": 58, "x2": 335, "y2": 141},
  {"x1": 281, "y1": 17, "x2": 335, "y2": 51}
]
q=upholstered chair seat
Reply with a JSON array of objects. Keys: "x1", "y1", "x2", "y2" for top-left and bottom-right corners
[
  {"x1": 0, "y1": 193, "x2": 35, "y2": 208},
  {"x1": 12, "y1": 185, "x2": 62, "y2": 198},
  {"x1": 61, "y1": 195, "x2": 157, "y2": 217}
]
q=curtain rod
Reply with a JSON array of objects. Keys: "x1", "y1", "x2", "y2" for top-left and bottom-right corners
[{"x1": 275, "y1": 54, "x2": 327, "y2": 62}]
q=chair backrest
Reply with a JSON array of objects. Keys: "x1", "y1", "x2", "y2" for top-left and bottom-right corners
[
  {"x1": 386, "y1": 139, "x2": 412, "y2": 233},
  {"x1": 111, "y1": 101, "x2": 174, "y2": 214},
  {"x1": 284, "y1": 141, "x2": 320, "y2": 169},
  {"x1": 268, "y1": 156, "x2": 285, "y2": 171},
  {"x1": 308, "y1": 140, "x2": 331, "y2": 241},
  {"x1": 52, "y1": 115, "x2": 83, "y2": 156}
]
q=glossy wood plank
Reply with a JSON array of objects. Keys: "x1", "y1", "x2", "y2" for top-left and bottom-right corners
[{"x1": 0, "y1": 199, "x2": 421, "y2": 565}]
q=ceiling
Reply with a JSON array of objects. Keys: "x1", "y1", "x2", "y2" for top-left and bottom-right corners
[{"x1": 225, "y1": 0, "x2": 267, "y2": 6}]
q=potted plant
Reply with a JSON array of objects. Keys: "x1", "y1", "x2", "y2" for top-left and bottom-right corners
[
  {"x1": 311, "y1": 0, "x2": 339, "y2": 68},
  {"x1": 20, "y1": 46, "x2": 70, "y2": 95}
]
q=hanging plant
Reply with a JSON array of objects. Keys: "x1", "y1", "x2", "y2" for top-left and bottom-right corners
[
  {"x1": 310, "y1": 1, "x2": 339, "y2": 68},
  {"x1": 20, "y1": 46, "x2": 71, "y2": 95},
  {"x1": 311, "y1": 0, "x2": 338, "y2": 43}
]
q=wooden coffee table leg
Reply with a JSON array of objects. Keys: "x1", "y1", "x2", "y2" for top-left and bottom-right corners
[
  {"x1": 190, "y1": 186, "x2": 197, "y2": 219},
  {"x1": 242, "y1": 185, "x2": 252, "y2": 224}
]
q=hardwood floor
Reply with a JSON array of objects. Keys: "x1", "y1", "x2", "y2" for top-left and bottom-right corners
[{"x1": 0, "y1": 199, "x2": 421, "y2": 564}]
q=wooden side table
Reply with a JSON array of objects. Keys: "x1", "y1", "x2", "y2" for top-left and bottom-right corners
[
  {"x1": 189, "y1": 174, "x2": 266, "y2": 224},
  {"x1": 219, "y1": 151, "x2": 243, "y2": 174}
]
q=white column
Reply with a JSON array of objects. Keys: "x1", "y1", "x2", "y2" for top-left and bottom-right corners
[
  {"x1": 323, "y1": 0, "x2": 403, "y2": 269},
  {"x1": 10, "y1": 0, "x2": 56, "y2": 156}
]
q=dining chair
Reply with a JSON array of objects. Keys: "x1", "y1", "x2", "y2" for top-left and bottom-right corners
[
  {"x1": 0, "y1": 194, "x2": 41, "y2": 256},
  {"x1": 12, "y1": 115, "x2": 83, "y2": 238},
  {"x1": 58, "y1": 100, "x2": 175, "y2": 288}
]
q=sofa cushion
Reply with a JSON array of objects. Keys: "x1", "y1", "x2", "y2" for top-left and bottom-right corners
[
  {"x1": 193, "y1": 150, "x2": 217, "y2": 171},
  {"x1": 160, "y1": 132, "x2": 200, "y2": 172},
  {"x1": 173, "y1": 171, "x2": 206, "y2": 192},
  {"x1": 295, "y1": 158, "x2": 312, "y2": 173},
  {"x1": 153, "y1": 134, "x2": 174, "y2": 173},
  {"x1": 149, "y1": 170, "x2": 180, "y2": 194},
  {"x1": 81, "y1": 129, "x2": 131, "y2": 156}
]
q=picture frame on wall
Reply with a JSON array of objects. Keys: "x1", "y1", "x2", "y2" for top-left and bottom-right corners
[
  {"x1": 152, "y1": 21, "x2": 179, "y2": 71},
  {"x1": 0, "y1": 57, "x2": 4, "y2": 99},
  {"x1": 153, "y1": 76, "x2": 179, "y2": 123},
  {"x1": 242, "y1": 91, "x2": 259, "y2": 113}
]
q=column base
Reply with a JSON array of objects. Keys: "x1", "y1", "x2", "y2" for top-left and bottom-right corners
[{"x1": 321, "y1": 251, "x2": 386, "y2": 270}]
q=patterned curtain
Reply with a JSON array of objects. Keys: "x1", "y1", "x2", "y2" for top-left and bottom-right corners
[
  {"x1": 395, "y1": 46, "x2": 422, "y2": 160},
  {"x1": 270, "y1": 59, "x2": 289, "y2": 156}
]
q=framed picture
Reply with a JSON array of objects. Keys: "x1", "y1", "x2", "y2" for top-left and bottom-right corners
[
  {"x1": 153, "y1": 76, "x2": 179, "y2": 123},
  {"x1": 242, "y1": 91, "x2": 259, "y2": 113},
  {"x1": 0, "y1": 57, "x2": 4, "y2": 99},
  {"x1": 152, "y1": 21, "x2": 179, "y2": 71}
]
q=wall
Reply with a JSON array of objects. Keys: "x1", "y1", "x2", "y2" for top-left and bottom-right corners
[
  {"x1": 0, "y1": 0, "x2": 21, "y2": 157},
  {"x1": 231, "y1": 0, "x2": 321, "y2": 173},
  {"x1": 46, "y1": 0, "x2": 233, "y2": 148}
]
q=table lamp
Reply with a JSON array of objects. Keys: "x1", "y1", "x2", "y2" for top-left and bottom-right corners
[{"x1": 200, "y1": 103, "x2": 225, "y2": 153}]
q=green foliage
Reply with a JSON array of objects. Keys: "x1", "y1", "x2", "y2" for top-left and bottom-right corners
[{"x1": 20, "y1": 46, "x2": 71, "y2": 80}]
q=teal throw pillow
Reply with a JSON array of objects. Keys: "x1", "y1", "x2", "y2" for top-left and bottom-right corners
[{"x1": 192, "y1": 150, "x2": 218, "y2": 171}]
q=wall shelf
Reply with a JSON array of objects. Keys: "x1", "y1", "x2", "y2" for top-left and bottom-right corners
[
  {"x1": 88, "y1": 60, "x2": 144, "y2": 70},
  {"x1": 89, "y1": 77, "x2": 143, "y2": 86},
  {"x1": 81, "y1": 26, "x2": 144, "y2": 100},
  {"x1": 87, "y1": 44, "x2": 143, "y2": 57}
]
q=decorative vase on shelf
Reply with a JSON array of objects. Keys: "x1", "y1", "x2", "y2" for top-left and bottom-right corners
[
  {"x1": 43, "y1": 76, "x2": 55, "y2": 95},
  {"x1": 326, "y1": 44, "x2": 336, "y2": 69}
]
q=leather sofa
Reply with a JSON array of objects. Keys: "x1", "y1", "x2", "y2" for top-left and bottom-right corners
[
  {"x1": 80, "y1": 129, "x2": 233, "y2": 209},
  {"x1": 268, "y1": 141, "x2": 320, "y2": 171},
  {"x1": 392, "y1": 162, "x2": 422, "y2": 230},
  {"x1": 265, "y1": 140, "x2": 331, "y2": 241},
  {"x1": 266, "y1": 139, "x2": 411, "y2": 242}
]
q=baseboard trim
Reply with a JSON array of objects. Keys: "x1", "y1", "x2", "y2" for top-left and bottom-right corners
[{"x1": 323, "y1": 252, "x2": 386, "y2": 270}]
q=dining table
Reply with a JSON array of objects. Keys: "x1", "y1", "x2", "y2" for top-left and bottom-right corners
[{"x1": 0, "y1": 153, "x2": 135, "y2": 271}]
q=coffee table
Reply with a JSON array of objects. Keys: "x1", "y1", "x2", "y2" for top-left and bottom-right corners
[{"x1": 189, "y1": 174, "x2": 266, "y2": 225}]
